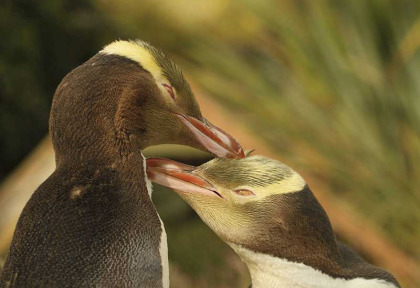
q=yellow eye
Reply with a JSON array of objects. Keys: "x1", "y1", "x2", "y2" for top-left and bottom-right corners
[
  {"x1": 233, "y1": 189, "x2": 255, "y2": 196},
  {"x1": 161, "y1": 83, "x2": 176, "y2": 100}
]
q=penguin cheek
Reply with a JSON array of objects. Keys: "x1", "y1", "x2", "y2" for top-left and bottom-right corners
[
  {"x1": 205, "y1": 205, "x2": 254, "y2": 243},
  {"x1": 180, "y1": 193, "x2": 232, "y2": 234}
]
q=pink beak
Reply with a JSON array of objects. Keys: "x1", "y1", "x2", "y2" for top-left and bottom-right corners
[
  {"x1": 175, "y1": 113, "x2": 245, "y2": 159},
  {"x1": 146, "y1": 158, "x2": 222, "y2": 198}
]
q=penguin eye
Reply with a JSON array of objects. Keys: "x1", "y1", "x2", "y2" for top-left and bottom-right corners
[
  {"x1": 161, "y1": 83, "x2": 176, "y2": 100},
  {"x1": 233, "y1": 189, "x2": 255, "y2": 196}
]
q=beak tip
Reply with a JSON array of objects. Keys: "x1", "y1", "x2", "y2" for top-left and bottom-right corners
[{"x1": 176, "y1": 113, "x2": 246, "y2": 159}]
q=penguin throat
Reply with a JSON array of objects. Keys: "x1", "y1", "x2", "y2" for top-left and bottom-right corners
[{"x1": 229, "y1": 244, "x2": 397, "y2": 288}]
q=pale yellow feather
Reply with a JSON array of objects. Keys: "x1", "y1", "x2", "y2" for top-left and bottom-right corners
[{"x1": 101, "y1": 40, "x2": 173, "y2": 104}]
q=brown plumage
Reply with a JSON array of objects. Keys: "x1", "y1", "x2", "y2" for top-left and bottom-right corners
[{"x1": 1, "y1": 41, "x2": 244, "y2": 287}]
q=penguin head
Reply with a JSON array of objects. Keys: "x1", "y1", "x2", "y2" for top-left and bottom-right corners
[
  {"x1": 50, "y1": 40, "x2": 244, "y2": 161},
  {"x1": 147, "y1": 156, "x2": 401, "y2": 288},
  {"x1": 146, "y1": 155, "x2": 309, "y2": 247}
]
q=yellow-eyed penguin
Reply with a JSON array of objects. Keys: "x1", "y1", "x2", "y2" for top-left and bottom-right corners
[
  {"x1": 0, "y1": 40, "x2": 244, "y2": 287},
  {"x1": 146, "y1": 156, "x2": 400, "y2": 288}
]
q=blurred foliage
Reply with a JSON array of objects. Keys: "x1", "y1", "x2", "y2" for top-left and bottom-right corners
[{"x1": 0, "y1": 0, "x2": 115, "y2": 181}]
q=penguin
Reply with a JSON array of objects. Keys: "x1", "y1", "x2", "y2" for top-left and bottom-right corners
[
  {"x1": 0, "y1": 40, "x2": 244, "y2": 287},
  {"x1": 146, "y1": 156, "x2": 401, "y2": 288}
]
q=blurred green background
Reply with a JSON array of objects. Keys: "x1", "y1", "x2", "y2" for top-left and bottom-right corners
[{"x1": 1, "y1": 0, "x2": 420, "y2": 287}]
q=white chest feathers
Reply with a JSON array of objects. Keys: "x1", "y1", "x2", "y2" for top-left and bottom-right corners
[
  {"x1": 142, "y1": 154, "x2": 169, "y2": 287},
  {"x1": 142, "y1": 154, "x2": 153, "y2": 198},
  {"x1": 230, "y1": 244, "x2": 397, "y2": 288},
  {"x1": 146, "y1": 181, "x2": 169, "y2": 288},
  {"x1": 158, "y1": 216, "x2": 169, "y2": 288}
]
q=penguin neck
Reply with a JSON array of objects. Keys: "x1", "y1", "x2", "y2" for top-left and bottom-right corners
[
  {"x1": 230, "y1": 244, "x2": 397, "y2": 288},
  {"x1": 238, "y1": 186, "x2": 344, "y2": 274},
  {"x1": 52, "y1": 122, "x2": 136, "y2": 167},
  {"x1": 54, "y1": 131, "x2": 150, "y2": 198},
  {"x1": 227, "y1": 186, "x2": 399, "y2": 288}
]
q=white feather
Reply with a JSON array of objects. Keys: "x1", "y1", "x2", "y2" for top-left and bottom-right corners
[
  {"x1": 230, "y1": 244, "x2": 397, "y2": 288},
  {"x1": 142, "y1": 153, "x2": 169, "y2": 287}
]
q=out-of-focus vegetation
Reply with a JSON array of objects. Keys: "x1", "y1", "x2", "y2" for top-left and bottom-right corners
[
  {"x1": 1, "y1": 0, "x2": 420, "y2": 287},
  {"x1": 0, "y1": 0, "x2": 115, "y2": 181}
]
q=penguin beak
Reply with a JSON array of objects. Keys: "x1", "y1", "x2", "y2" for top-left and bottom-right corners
[
  {"x1": 174, "y1": 113, "x2": 245, "y2": 159},
  {"x1": 146, "y1": 158, "x2": 223, "y2": 198}
]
